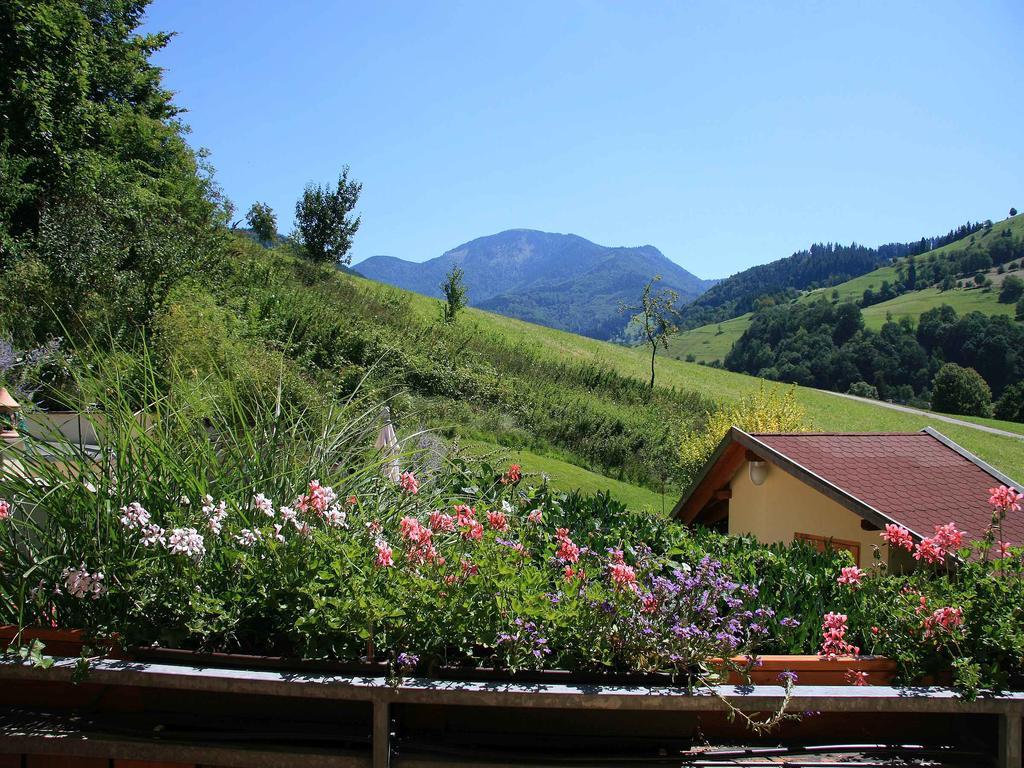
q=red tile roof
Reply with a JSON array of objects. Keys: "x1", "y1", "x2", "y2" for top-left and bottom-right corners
[{"x1": 750, "y1": 432, "x2": 1023, "y2": 545}]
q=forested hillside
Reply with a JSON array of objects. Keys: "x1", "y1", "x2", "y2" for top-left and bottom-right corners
[{"x1": 678, "y1": 221, "x2": 996, "y2": 330}]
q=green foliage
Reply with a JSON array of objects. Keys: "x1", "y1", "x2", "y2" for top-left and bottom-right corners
[
  {"x1": 293, "y1": 167, "x2": 361, "y2": 264},
  {"x1": 0, "y1": 0, "x2": 225, "y2": 345},
  {"x1": 931, "y1": 363, "x2": 992, "y2": 418},
  {"x1": 999, "y1": 275, "x2": 1024, "y2": 304},
  {"x1": 679, "y1": 384, "x2": 807, "y2": 488},
  {"x1": 727, "y1": 299, "x2": 1023, "y2": 406},
  {"x1": 994, "y1": 382, "x2": 1024, "y2": 424},
  {"x1": 621, "y1": 276, "x2": 679, "y2": 389},
  {"x1": 847, "y1": 381, "x2": 878, "y2": 399},
  {"x1": 244, "y1": 202, "x2": 277, "y2": 245},
  {"x1": 440, "y1": 265, "x2": 468, "y2": 324}
]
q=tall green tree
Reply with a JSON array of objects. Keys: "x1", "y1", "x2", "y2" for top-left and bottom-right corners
[
  {"x1": 931, "y1": 363, "x2": 992, "y2": 417},
  {"x1": 0, "y1": 0, "x2": 224, "y2": 343},
  {"x1": 621, "y1": 276, "x2": 679, "y2": 389},
  {"x1": 999, "y1": 275, "x2": 1024, "y2": 304},
  {"x1": 244, "y1": 202, "x2": 277, "y2": 245},
  {"x1": 440, "y1": 265, "x2": 468, "y2": 324},
  {"x1": 294, "y1": 168, "x2": 361, "y2": 264}
]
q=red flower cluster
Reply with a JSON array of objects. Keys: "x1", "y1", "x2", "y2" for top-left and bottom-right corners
[
  {"x1": 399, "y1": 472, "x2": 419, "y2": 495},
  {"x1": 989, "y1": 485, "x2": 1022, "y2": 512},
  {"x1": 500, "y1": 464, "x2": 522, "y2": 485},
  {"x1": 837, "y1": 566, "x2": 864, "y2": 587},
  {"x1": 881, "y1": 523, "x2": 913, "y2": 551},
  {"x1": 819, "y1": 612, "x2": 859, "y2": 660},
  {"x1": 555, "y1": 528, "x2": 580, "y2": 564},
  {"x1": 913, "y1": 522, "x2": 965, "y2": 564},
  {"x1": 486, "y1": 510, "x2": 508, "y2": 531},
  {"x1": 399, "y1": 516, "x2": 442, "y2": 566},
  {"x1": 922, "y1": 606, "x2": 963, "y2": 639}
]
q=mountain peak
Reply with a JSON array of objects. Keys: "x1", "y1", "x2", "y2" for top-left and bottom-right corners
[{"x1": 355, "y1": 229, "x2": 714, "y2": 340}]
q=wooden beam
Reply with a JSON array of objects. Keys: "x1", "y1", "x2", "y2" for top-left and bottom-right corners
[
  {"x1": 679, "y1": 442, "x2": 745, "y2": 524},
  {"x1": 713, "y1": 489, "x2": 732, "y2": 501}
]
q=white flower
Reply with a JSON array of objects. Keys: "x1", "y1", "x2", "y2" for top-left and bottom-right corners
[
  {"x1": 273, "y1": 523, "x2": 286, "y2": 543},
  {"x1": 82, "y1": 481, "x2": 98, "y2": 494},
  {"x1": 253, "y1": 493, "x2": 274, "y2": 517},
  {"x1": 279, "y1": 505, "x2": 297, "y2": 523},
  {"x1": 166, "y1": 527, "x2": 205, "y2": 559},
  {"x1": 203, "y1": 498, "x2": 228, "y2": 534},
  {"x1": 62, "y1": 564, "x2": 106, "y2": 599},
  {"x1": 179, "y1": 494, "x2": 191, "y2": 506},
  {"x1": 235, "y1": 528, "x2": 261, "y2": 548},
  {"x1": 323, "y1": 506, "x2": 347, "y2": 528},
  {"x1": 501, "y1": 499, "x2": 514, "y2": 515},
  {"x1": 119, "y1": 501, "x2": 150, "y2": 530},
  {"x1": 140, "y1": 523, "x2": 166, "y2": 547}
]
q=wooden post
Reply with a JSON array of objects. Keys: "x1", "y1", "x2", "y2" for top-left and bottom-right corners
[
  {"x1": 1000, "y1": 712, "x2": 1022, "y2": 768},
  {"x1": 373, "y1": 699, "x2": 391, "y2": 768}
]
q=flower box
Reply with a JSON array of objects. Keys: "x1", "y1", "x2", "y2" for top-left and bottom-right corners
[
  {"x1": 0, "y1": 625, "x2": 123, "y2": 659},
  {"x1": 725, "y1": 654, "x2": 898, "y2": 686}
]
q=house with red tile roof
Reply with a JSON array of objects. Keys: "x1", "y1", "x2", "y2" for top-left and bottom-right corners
[{"x1": 673, "y1": 427, "x2": 1023, "y2": 569}]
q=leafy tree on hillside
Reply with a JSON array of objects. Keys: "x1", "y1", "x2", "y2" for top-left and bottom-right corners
[
  {"x1": 847, "y1": 381, "x2": 878, "y2": 399},
  {"x1": 294, "y1": 168, "x2": 362, "y2": 264},
  {"x1": 440, "y1": 265, "x2": 468, "y2": 324},
  {"x1": 245, "y1": 202, "x2": 277, "y2": 245},
  {"x1": 0, "y1": 0, "x2": 224, "y2": 343},
  {"x1": 931, "y1": 363, "x2": 992, "y2": 417},
  {"x1": 1011, "y1": 208, "x2": 1018, "y2": 217},
  {"x1": 621, "y1": 276, "x2": 679, "y2": 389},
  {"x1": 999, "y1": 275, "x2": 1024, "y2": 304},
  {"x1": 995, "y1": 382, "x2": 1024, "y2": 424}
]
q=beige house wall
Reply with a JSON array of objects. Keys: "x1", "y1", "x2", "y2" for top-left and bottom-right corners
[{"x1": 728, "y1": 460, "x2": 889, "y2": 568}]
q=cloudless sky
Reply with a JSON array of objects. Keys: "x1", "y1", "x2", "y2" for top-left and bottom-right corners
[{"x1": 143, "y1": 1, "x2": 1023, "y2": 279}]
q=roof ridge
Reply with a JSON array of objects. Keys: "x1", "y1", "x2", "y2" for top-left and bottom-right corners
[{"x1": 750, "y1": 431, "x2": 928, "y2": 436}]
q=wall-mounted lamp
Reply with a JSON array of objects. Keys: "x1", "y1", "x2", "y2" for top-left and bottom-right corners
[{"x1": 748, "y1": 460, "x2": 768, "y2": 486}]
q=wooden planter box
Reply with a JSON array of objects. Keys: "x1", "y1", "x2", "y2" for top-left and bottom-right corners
[
  {"x1": 726, "y1": 654, "x2": 898, "y2": 685},
  {"x1": 0, "y1": 626, "x2": 123, "y2": 659},
  {"x1": 2, "y1": 626, "x2": 900, "y2": 687}
]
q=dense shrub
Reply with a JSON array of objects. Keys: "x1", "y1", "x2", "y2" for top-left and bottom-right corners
[{"x1": 931, "y1": 363, "x2": 993, "y2": 418}]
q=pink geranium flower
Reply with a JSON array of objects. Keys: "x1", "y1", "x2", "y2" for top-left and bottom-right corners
[
  {"x1": 527, "y1": 508, "x2": 543, "y2": 524},
  {"x1": 922, "y1": 606, "x2": 963, "y2": 639},
  {"x1": 881, "y1": 523, "x2": 913, "y2": 551},
  {"x1": 837, "y1": 566, "x2": 864, "y2": 587},
  {"x1": 555, "y1": 528, "x2": 580, "y2": 564},
  {"x1": 500, "y1": 464, "x2": 522, "y2": 485},
  {"x1": 608, "y1": 561, "x2": 637, "y2": 589},
  {"x1": 989, "y1": 485, "x2": 1022, "y2": 512},
  {"x1": 486, "y1": 510, "x2": 508, "y2": 531},
  {"x1": 428, "y1": 510, "x2": 456, "y2": 532},
  {"x1": 399, "y1": 472, "x2": 419, "y2": 495},
  {"x1": 819, "y1": 612, "x2": 859, "y2": 660},
  {"x1": 375, "y1": 541, "x2": 394, "y2": 568},
  {"x1": 0, "y1": 498, "x2": 9, "y2": 520}
]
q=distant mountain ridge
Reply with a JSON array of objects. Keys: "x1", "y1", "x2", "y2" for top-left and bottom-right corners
[{"x1": 355, "y1": 229, "x2": 716, "y2": 339}]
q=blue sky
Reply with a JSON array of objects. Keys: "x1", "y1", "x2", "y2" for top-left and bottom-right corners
[{"x1": 143, "y1": 1, "x2": 1023, "y2": 279}]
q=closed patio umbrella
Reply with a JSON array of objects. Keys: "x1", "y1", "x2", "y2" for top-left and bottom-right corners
[{"x1": 374, "y1": 407, "x2": 400, "y2": 483}]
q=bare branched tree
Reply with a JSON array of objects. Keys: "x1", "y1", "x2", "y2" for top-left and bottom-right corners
[{"x1": 620, "y1": 276, "x2": 679, "y2": 389}]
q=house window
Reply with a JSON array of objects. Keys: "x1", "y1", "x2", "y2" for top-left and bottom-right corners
[{"x1": 794, "y1": 532, "x2": 861, "y2": 564}]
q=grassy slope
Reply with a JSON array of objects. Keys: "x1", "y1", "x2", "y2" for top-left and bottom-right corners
[
  {"x1": 860, "y1": 285, "x2": 1016, "y2": 330},
  {"x1": 352, "y1": 274, "x2": 1024, "y2": 482},
  {"x1": 461, "y1": 439, "x2": 667, "y2": 512},
  {"x1": 664, "y1": 313, "x2": 752, "y2": 363}
]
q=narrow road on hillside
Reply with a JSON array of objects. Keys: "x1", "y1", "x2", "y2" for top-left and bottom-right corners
[{"x1": 816, "y1": 389, "x2": 1024, "y2": 441}]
